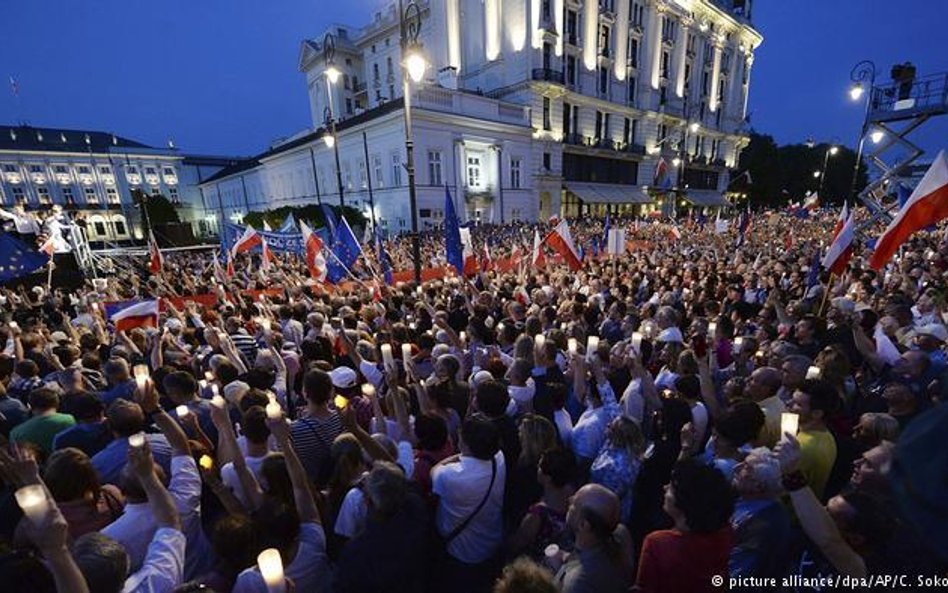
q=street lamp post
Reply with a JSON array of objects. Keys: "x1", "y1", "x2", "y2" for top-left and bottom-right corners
[
  {"x1": 400, "y1": 0, "x2": 426, "y2": 285},
  {"x1": 323, "y1": 33, "x2": 346, "y2": 209},
  {"x1": 847, "y1": 60, "x2": 876, "y2": 202},
  {"x1": 816, "y1": 143, "x2": 839, "y2": 198}
]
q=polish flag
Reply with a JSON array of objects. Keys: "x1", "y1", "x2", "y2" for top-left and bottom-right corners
[
  {"x1": 261, "y1": 237, "x2": 273, "y2": 271},
  {"x1": 544, "y1": 220, "x2": 583, "y2": 271},
  {"x1": 226, "y1": 251, "x2": 235, "y2": 278},
  {"x1": 668, "y1": 225, "x2": 682, "y2": 241},
  {"x1": 832, "y1": 202, "x2": 849, "y2": 240},
  {"x1": 148, "y1": 231, "x2": 163, "y2": 274},
  {"x1": 870, "y1": 151, "x2": 948, "y2": 270},
  {"x1": 803, "y1": 192, "x2": 820, "y2": 210},
  {"x1": 531, "y1": 229, "x2": 546, "y2": 268},
  {"x1": 300, "y1": 221, "x2": 327, "y2": 282},
  {"x1": 38, "y1": 237, "x2": 55, "y2": 257},
  {"x1": 822, "y1": 212, "x2": 855, "y2": 275},
  {"x1": 106, "y1": 299, "x2": 160, "y2": 332},
  {"x1": 231, "y1": 225, "x2": 262, "y2": 255}
]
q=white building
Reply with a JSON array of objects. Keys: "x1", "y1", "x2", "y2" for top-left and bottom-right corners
[
  {"x1": 202, "y1": 0, "x2": 762, "y2": 226},
  {"x1": 0, "y1": 125, "x2": 239, "y2": 243}
]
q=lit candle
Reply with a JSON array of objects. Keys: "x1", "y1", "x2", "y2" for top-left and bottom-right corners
[
  {"x1": 133, "y1": 364, "x2": 149, "y2": 390},
  {"x1": 14, "y1": 485, "x2": 48, "y2": 526},
  {"x1": 567, "y1": 338, "x2": 578, "y2": 355},
  {"x1": 402, "y1": 343, "x2": 413, "y2": 362},
  {"x1": 380, "y1": 344, "x2": 394, "y2": 368},
  {"x1": 416, "y1": 285, "x2": 423, "y2": 295},
  {"x1": 128, "y1": 432, "x2": 146, "y2": 448},
  {"x1": 544, "y1": 543, "x2": 560, "y2": 559},
  {"x1": 211, "y1": 395, "x2": 226, "y2": 409},
  {"x1": 631, "y1": 332, "x2": 642, "y2": 353},
  {"x1": 211, "y1": 384, "x2": 220, "y2": 398},
  {"x1": 459, "y1": 331, "x2": 467, "y2": 346},
  {"x1": 708, "y1": 321, "x2": 717, "y2": 336},
  {"x1": 334, "y1": 395, "x2": 349, "y2": 409},
  {"x1": 199, "y1": 379, "x2": 208, "y2": 391},
  {"x1": 586, "y1": 336, "x2": 600, "y2": 361},
  {"x1": 535, "y1": 334, "x2": 546, "y2": 349},
  {"x1": 781, "y1": 412, "x2": 800, "y2": 438},
  {"x1": 497, "y1": 322, "x2": 506, "y2": 334},
  {"x1": 560, "y1": 322, "x2": 567, "y2": 331},
  {"x1": 409, "y1": 322, "x2": 416, "y2": 330},
  {"x1": 806, "y1": 366, "x2": 822, "y2": 380},
  {"x1": 361, "y1": 384, "x2": 376, "y2": 398},
  {"x1": 257, "y1": 548, "x2": 286, "y2": 593},
  {"x1": 199, "y1": 455, "x2": 214, "y2": 470},
  {"x1": 9, "y1": 321, "x2": 18, "y2": 330},
  {"x1": 733, "y1": 337, "x2": 744, "y2": 354},
  {"x1": 204, "y1": 371, "x2": 214, "y2": 382},
  {"x1": 176, "y1": 405, "x2": 190, "y2": 418},
  {"x1": 260, "y1": 317, "x2": 271, "y2": 331},
  {"x1": 265, "y1": 402, "x2": 282, "y2": 419}
]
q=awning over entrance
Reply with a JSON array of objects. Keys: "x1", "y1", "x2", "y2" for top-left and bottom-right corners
[
  {"x1": 684, "y1": 190, "x2": 731, "y2": 208},
  {"x1": 564, "y1": 182, "x2": 651, "y2": 204}
]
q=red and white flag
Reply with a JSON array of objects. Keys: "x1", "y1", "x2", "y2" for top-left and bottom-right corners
[
  {"x1": 300, "y1": 221, "x2": 327, "y2": 282},
  {"x1": 803, "y1": 192, "x2": 820, "y2": 210},
  {"x1": 231, "y1": 225, "x2": 262, "y2": 255},
  {"x1": 832, "y1": 202, "x2": 849, "y2": 240},
  {"x1": 822, "y1": 212, "x2": 855, "y2": 275},
  {"x1": 38, "y1": 237, "x2": 55, "y2": 257},
  {"x1": 531, "y1": 229, "x2": 546, "y2": 268},
  {"x1": 260, "y1": 237, "x2": 273, "y2": 271},
  {"x1": 544, "y1": 220, "x2": 583, "y2": 271},
  {"x1": 148, "y1": 231, "x2": 163, "y2": 274},
  {"x1": 109, "y1": 299, "x2": 159, "y2": 332},
  {"x1": 870, "y1": 151, "x2": 948, "y2": 270},
  {"x1": 225, "y1": 251, "x2": 235, "y2": 278},
  {"x1": 668, "y1": 225, "x2": 682, "y2": 241}
]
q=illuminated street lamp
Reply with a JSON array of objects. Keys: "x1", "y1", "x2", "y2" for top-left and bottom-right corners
[
  {"x1": 849, "y1": 82, "x2": 864, "y2": 101},
  {"x1": 400, "y1": 0, "x2": 427, "y2": 284},
  {"x1": 847, "y1": 60, "x2": 876, "y2": 201},
  {"x1": 672, "y1": 157, "x2": 682, "y2": 167},
  {"x1": 812, "y1": 170, "x2": 821, "y2": 178},
  {"x1": 870, "y1": 129, "x2": 885, "y2": 144},
  {"x1": 323, "y1": 33, "x2": 345, "y2": 208}
]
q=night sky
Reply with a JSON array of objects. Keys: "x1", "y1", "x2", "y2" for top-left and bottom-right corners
[{"x1": 1, "y1": 0, "x2": 945, "y2": 162}]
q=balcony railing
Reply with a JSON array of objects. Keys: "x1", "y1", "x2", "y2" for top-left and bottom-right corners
[
  {"x1": 623, "y1": 143, "x2": 647, "y2": 155},
  {"x1": 563, "y1": 133, "x2": 588, "y2": 146},
  {"x1": 354, "y1": 82, "x2": 367, "y2": 94},
  {"x1": 532, "y1": 68, "x2": 565, "y2": 84}
]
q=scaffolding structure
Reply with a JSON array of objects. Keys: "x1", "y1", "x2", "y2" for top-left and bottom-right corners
[{"x1": 855, "y1": 67, "x2": 948, "y2": 231}]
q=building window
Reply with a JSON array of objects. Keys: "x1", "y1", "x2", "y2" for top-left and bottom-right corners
[
  {"x1": 391, "y1": 153, "x2": 402, "y2": 186},
  {"x1": 373, "y1": 63, "x2": 380, "y2": 81},
  {"x1": 84, "y1": 187, "x2": 99, "y2": 204},
  {"x1": 386, "y1": 56, "x2": 393, "y2": 75},
  {"x1": 151, "y1": 187, "x2": 160, "y2": 196},
  {"x1": 632, "y1": 119, "x2": 638, "y2": 145},
  {"x1": 661, "y1": 16, "x2": 677, "y2": 42},
  {"x1": 78, "y1": 165, "x2": 91, "y2": 175},
  {"x1": 144, "y1": 167, "x2": 156, "y2": 175},
  {"x1": 628, "y1": 76, "x2": 637, "y2": 104},
  {"x1": 543, "y1": 152, "x2": 551, "y2": 171},
  {"x1": 37, "y1": 187, "x2": 51, "y2": 204},
  {"x1": 167, "y1": 187, "x2": 178, "y2": 203},
  {"x1": 114, "y1": 219, "x2": 127, "y2": 236},
  {"x1": 345, "y1": 98, "x2": 353, "y2": 114},
  {"x1": 542, "y1": 42, "x2": 552, "y2": 70},
  {"x1": 2, "y1": 164, "x2": 17, "y2": 173},
  {"x1": 373, "y1": 155, "x2": 384, "y2": 187},
  {"x1": 428, "y1": 151, "x2": 443, "y2": 186},
  {"x1": 358, "y1": 159, "x2": 367, "y2": 188},
  {"x1": 599, "y1": 25, "x2": 611, "y2": 57},
  {"x1": 466, "y1": 156, "x2": 483, "y2": 189},
  {"x1": 661, "y1": 51, "x2": 670, "y2": 79},
  {"x1": 629, "y1": 37, "x2": 639, "y2": 68},
  {"x1": 54, "y1": 165, "x2": 68, "y2": 174},
  {"x1": 623, "y1": 118, "x2": 631, "y2": 145},
  {"x1": 542, "y1": 97, "x2": 552, "y2": 131},
  {"x1": 344, "y1": 162, "x2": 353, "y2": 190},
  {"x1": 599, "y1": 67, "x2": 609, "y2": 95},
  {"x1": 511, "y1": 208, "x2": 522, "y2": 220},
  {"x1": 631, "y1": 1, "x2": 644, "y2": 27},
  {"x1": 107, "y1": 187, "x2": 120, "y2": 204},
  {"x1": 563, "y1": 102, "x2": 572, "y2": 136},
  {"x1": 567, "y1": 10, "x2": 578, "y2": 44},
  {"x1": 510, "y1": 158, "x2": 522, "y2": 189},
  {"x1": 595, "y1": 111, "x2": 604, "y2": 140},
  {"x1": 11, "y1": 187, "x2": 25, "y2": 202},
  {"x1": 29, "y1": 165, "x2": 43, "y2": 174},
  {"x1": 93, "y1": 221, "x2": 107, "y2": 236},
  {"x1": 389, "y1": 85, "x2": 395, "y2": 100},
  {"x1": 99, "y1": 165, "x2": 112, "y2": 175},
  {"x1": 566, "y1": 55, "x2": 577, "y2": 86},
  {"x1": 62, "y1": 187, "x2": 74, "y2": 204}
]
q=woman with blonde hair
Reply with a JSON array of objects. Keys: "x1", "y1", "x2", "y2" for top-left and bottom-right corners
[
  {"x1": 591, "y1": 416, "x2": 645, "y2": 523},
  {"x1": 506, "y1": 414, "x2": 558, "y2": 531}
]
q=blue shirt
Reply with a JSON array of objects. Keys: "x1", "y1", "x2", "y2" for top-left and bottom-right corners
[
  {"x1": 52, "y1": 421, "x2": 113, "y2": 457},
  {"x1": 0, "y1": 395, "x2": 29, "y2": 433},
  {"x1": 99, "y1": 379, "x2": 138, "y2": 407},
  {"x1": 92, "y1": 433, "x2": 173, "y2": 485}
]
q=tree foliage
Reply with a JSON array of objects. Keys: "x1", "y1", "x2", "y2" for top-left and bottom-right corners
[
  {"x1": 736, "y1": 131, "x2": 868, "y2": 208},
  {"x1": 132, "y1": 190, "x2": 180, "y2": 226}
]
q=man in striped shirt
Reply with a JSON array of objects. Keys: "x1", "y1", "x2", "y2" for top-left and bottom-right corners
[
  {"x1": 290, "y1": 368, "x2": 343, "y2": 486},
  {"x1": 225, "y1": 316, "x2": 258, "y2": 365}
]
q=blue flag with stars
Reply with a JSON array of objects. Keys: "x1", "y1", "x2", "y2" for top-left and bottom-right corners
[
  {"x1": 326, "y1": 216, "x2": 363, "y2": 283},
  {"x1": 0, "y1": 232, "x2": 49, "y2": 282},
  {"x1": 374, "y1": 226, "x2": 394, "y2": 285},
  {"x1": 320, "y1": 205, "x2": 339, "y2": 240},
  {"x1": 444, "y1": 186, "x2": 464, "y2": 276},
  {"x1": 806, "y1": 250, "x2": 821, "y2": 288}
]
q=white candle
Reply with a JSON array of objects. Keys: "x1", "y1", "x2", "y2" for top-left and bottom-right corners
[
  {"x1": 128, "y1": 432, "x2": 146, "y2": 448},
  {"x1": 586, "y1": 336, "x2": 600, "y2": 361},
  {"x1": 560, "y1": 322, "x2": 567, "y2": 331},
  {"x1": 211, "y1": 384, "x2": 220, "y2": 398},
  {"x1": 497, "y1": 322, "x2": 506, "y2": 334},
  {"x1": 133, "y1": 364, "x2": 149, "y2": 390},
  {"x1": 408, "y1": 322, "x2": 416, "y2": 330},
  {"x1": 381, "y1": 344, "x2": 394, "y2": 369},
  {"x1": 260, "y1": 317, "x2": 271, "y2": 331},
  {"x1": 14, "y1": 485, "x2": 48, "y2": 526},
  {"x1": 459, "y1": 331, "x2": 467, "y2": 346},
  {"x1": 402, "y1": 343, "x2": 413, "y2": 361},
  {"x1": 781, "y1": 412, "x2": 800, "y2": 437},
  {"x1": 567, "y1": 338, "x2": 578, "y2": 355},
  {"x1": 9, "y1": 321, "x2": 18, "y2": 330},
  {"x1": 535, "y1": 334, "x2": 546, "y2": 349},
  {"x1": 211, "y1": 395, "x2": 226, "y2": 409},
  {"x1": 265, "y1": 402, "x2": 282, "y2": 419},
  {"x1": 631, "y1": 332, "x2": 643, "y2": 353},
  {"x1": 416, "y1": 285, "x2": 423, "y2": 295},
  {"x1": 361, "y1": 384, "x2": 376, "y2": 398},
  {"x1": 806, "y1": 365, "x2": 822, "y2": 380},
  {"x1": 708, "y1": 322, "x2": 717, "y2": 336},
  {"x1": 175, "y1": 405, "x2": 190, "y2": 418},
  {"x1": 257, "y1": 548, "x2": 286, "y2": 593},
  {"x1": 204, "y1": 371, "x2": 214, "y2": 382},
  {"x1": 544, "y1": 543, "x2": 560, "y2": 558}
]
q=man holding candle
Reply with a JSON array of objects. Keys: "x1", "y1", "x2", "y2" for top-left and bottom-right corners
[
  {"x1": 786, "y1": 379, "x2": 839, "y2": 501},
  {"x1": 290, "y1": 369, "x2": 343, "y2": 486}
]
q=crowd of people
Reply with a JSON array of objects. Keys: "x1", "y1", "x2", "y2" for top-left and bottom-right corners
[{"x1": 0, "y1": 208, "x2": 946, "y2": 593}]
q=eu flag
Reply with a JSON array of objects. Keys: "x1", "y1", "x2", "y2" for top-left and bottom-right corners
[
  {"x1": 375, "y1": 226, "x2": 394, "y2": 285},
  {"x1": 320, "y1": 205, "x2": 339, "y2": 240},
  {"x1": 0, "y1": 232, "x2": 49, "y2": 282},
  {"x1": 326, "y1": 216, "x2": 363, "y2": 284},
  {"x1": 444, "y1": 186, "x2": 464, "y2": 276},
  {"x1": 806, "y1": 250, "x2": 821, "y2": 288}
]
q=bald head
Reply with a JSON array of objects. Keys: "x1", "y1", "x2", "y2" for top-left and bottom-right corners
[
  {"x1": 747, "y1": 367, "x2": 782, "y2": 402},
  {"x1": 568, "y1": 483, "x2": 620, "y2": 545}
]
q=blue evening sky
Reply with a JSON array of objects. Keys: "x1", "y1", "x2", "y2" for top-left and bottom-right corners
[{"x1": 0, "y1": 0, "x2": 945, "y2": 161}]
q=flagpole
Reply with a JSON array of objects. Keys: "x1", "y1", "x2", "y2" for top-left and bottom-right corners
[
  {"x1": 323, "y1": 243, "x2": 372, "y2": 291},
  {"x1": 818, "y1": 272, "x2": 835, "y2": 317},
  {"x1": 46, "y1": 259, "x2": 54, "y2": 290}
]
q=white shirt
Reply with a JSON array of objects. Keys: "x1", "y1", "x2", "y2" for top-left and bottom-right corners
[
  {"x1": 432, "y1": 451, "x2": 506, "y2": 564},
  {"x1": 572, "y1": 382, "x2": 621, "y2": 461},
  {"x1": 508, "y1": 379, "x2": 536, "y2": 414},
  {"x1": 221, "y1": 453, "x2": 270, "y2": 508},
  {"x1": 121, "y1": 527, "x2": 185, "y2": 593},
  {"x1": 690, "y1": 401, "x2": 710, "y2": 446},
  {"x1": 553, "y1": 409, "x2": 574, "y2": 450},
  {"x1": 620, "y1": 377, "x2": 645, "y2": 425},
  {"x1": 280, "y1": 318, "x2": 305, "y2": 350},
  {"x1": 335, "y1": 486, "x2": 368, "y2": 539},
  {"x1": 103, "y1": 456, "x2": 211, "y2": 581},
  {"x1": 232, "y1": 523, "x2": 329, "y2": 593},
  {"x1": 0, "y1": 209, "x2": 40, "y2": 234}
]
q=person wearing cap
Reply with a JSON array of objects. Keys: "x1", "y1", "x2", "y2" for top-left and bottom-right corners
[
  {"x1": 329, "y1": 365, "x2": 372, "y2": 431},
  {"x1": 913, "y1": 323, "x2": 948, "y2": 376},
  {"x1": 52, "y1": 391, "x2": 111, "y2": 456}
]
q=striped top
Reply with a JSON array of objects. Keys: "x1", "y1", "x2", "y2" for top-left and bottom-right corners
[{"x1": 290, "y1": 412, "x2": 343, "y2": 486}]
